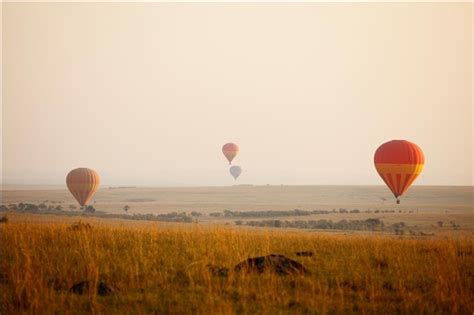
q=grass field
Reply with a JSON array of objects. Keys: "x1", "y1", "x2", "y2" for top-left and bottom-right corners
[{"x1": 1, "y1": 214, "x2": 473, "y2": 314}]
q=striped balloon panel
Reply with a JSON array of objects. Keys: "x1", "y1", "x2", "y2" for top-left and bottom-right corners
[
  {"x1": 374, "y1": 140, "x2": 424, "y2": 164},
  {"x1": 374, "y1": 140, "x2": 424, "y2": 199},
  {"x1": 375, "y1": 163, "x2": 424, "y2": 197},
  {"x1": 66, "y1": 168, "x2": 100, "y2": 206},
  {"x1": 222, "y1": 143, "x2": 239, "y2": 164}
]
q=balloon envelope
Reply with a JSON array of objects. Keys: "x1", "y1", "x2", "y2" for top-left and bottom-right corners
[
  {"x1": 222, "y1": 143, "x2": 239, "y2": 164},
  {"x1": 230, "y1": 165, "x2": 242, "y2": 180},
  {"x1": 66, "y1": 168, "x2": 100, "y2": 206},
  {"x1": 374, "y1": 140, "x2": 424, "y2": 203}
]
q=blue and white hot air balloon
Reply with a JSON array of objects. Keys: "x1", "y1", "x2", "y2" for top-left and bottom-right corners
[{"x1": 229, "y1": 165, "x2": 242, "y2": 180}]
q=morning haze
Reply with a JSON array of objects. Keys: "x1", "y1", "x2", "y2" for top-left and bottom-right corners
[
  {"x1": 1, "y1": 4, "x2": 474, "y2": 313},
  {"x1": 3, "y1": 3, "x2": 473, "y2": 186}
]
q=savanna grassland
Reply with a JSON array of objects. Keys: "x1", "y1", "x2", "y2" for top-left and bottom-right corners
[{"x1": 1, "y1": 214, "x2": 473, "y2": 314}]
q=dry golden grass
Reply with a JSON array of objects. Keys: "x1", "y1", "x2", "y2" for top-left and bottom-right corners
[{"x1": 1, "y1": 215, "x2": 473, "y2": 314}]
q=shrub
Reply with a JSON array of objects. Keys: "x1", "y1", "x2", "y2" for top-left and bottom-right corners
[
  {"x1": 84, "y1": 206, "x2": 96, "y2": 213},
  {"x1": 68, "y1": 221, "x2": 93, "y2": 231}
]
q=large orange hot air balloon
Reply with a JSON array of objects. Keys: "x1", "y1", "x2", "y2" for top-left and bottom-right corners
[
  {"x1": 222, "y1": 143, "x2": 239, "y2": 164},
  {"x1": 66, "y1": 168, "x2": 100, "y2": 207},
  {"x1": 374, "y1": 140, "x2": 424, "y2": 204}
]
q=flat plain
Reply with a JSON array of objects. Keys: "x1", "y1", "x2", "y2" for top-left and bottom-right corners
[
  {"x1": 2, "y1": 185, "x2": 473, "y2": 234},
  {"x1": 0, "y1": 185, "x2": 473, "y2": 313}
]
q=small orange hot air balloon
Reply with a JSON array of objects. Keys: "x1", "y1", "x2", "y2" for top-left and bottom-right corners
[
  {"x1": 66, "y1": 168, "x2": 100, "y2": 207},
  {"x1": 222, "y1": 143, "x2": 239, "y2": 164},
  {"x1": 374, "y1": 140, "x2": 424, "y2": 204}
]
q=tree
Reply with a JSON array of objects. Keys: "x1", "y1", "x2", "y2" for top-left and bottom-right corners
[
  {"x1": 69, "y1": 205, "x2": 77, "y2": 211},
  {"x1": 123, "y1": 205, "x2": 130, "y2": 213},
  {"x1": 84, "y1": 205, "x2": 96, "y2": 213}
]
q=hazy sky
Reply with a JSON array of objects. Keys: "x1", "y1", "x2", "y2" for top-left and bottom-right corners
[{"x1": 2, "y1": 3, "x2": 473, "y2": 186}]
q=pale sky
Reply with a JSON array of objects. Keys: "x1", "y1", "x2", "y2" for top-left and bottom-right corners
[{"x1": 2, "y1": 2, "x2": 473, "y2": 186}]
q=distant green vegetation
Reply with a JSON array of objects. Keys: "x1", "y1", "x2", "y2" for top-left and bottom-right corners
[
  {"x1": 0, "y1": 203, "x2": 457, "y2": 234},
  {"x1": 209, "y1": 208, "x2": 407, "y2": 218},
  {"x1": 235, "y1": 218, "x2": 391, "y2": 231},
  {"x1": 0, "y1": 203, "x2": 195, "y2": 223}
]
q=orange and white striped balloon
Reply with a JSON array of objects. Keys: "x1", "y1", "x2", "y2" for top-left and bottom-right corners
[
  {"x1": 66, "y1": 168, "x2": 100, "y2": 207},
  {"x1": 374, "y1": 140, "x2": 424, "y2": 204},
  {"x1": 222, "y1": 143, "x2": 239, "y2": 164}
]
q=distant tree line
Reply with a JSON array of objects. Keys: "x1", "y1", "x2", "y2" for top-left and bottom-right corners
[
  {"x1": 0, "y1": 203, "x2": 438, "y2": 230},
  {"x1": 235, "y1": 218, "x2": 387, "y2": 231},
  {"x1": 209, "y1": 208, "x2": 411, "y2": 218},
  {"x1": 234, "y1": 218, "x2": 450, "y2": 235},
  {"x1": 214, "y1": 209, "x2": 332, "y2": 218},
  {"x1": 1, "y1": 203, "x2": 64, "y2": 212},
  {"x1": 0, "y1": 203, "x2": 196, "y2": 223}
]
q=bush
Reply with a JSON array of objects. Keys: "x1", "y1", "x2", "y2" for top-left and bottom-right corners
[
  {"x1": 239, "y1": 218, "x2": 387, "y2": 231},
  {"x1": 68, "y1": 221, "x2": 92, "y2": 231},
  {"x1": 84, "y1": 206, "x2": 96, "y2": 213}
]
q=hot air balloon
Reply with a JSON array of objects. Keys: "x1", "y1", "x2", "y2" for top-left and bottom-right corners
[
  {"x1": 222, "y1": 143, "x2": 239, "y2": 164},
  {"x1": 230, "y1": 165, "x2": 242, "y2": 180},
  {"x1": 66, "y1": 168, "x2": 100, "y2": 207},
  {"x1": 374, "y1": 140, "x2": 424, "y2": 204}
]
